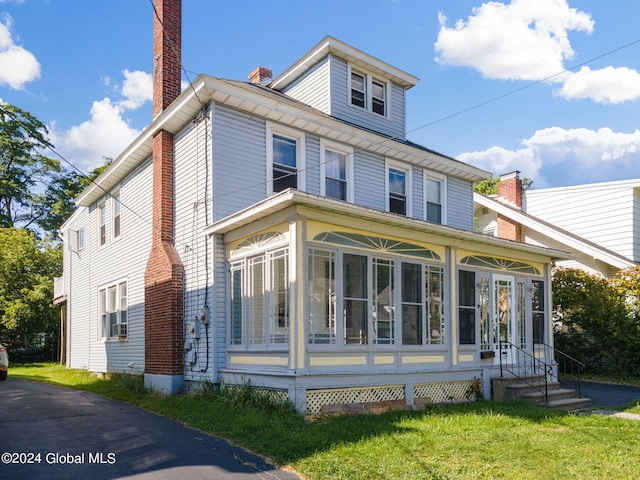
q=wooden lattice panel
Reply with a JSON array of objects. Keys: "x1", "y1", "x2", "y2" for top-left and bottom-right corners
[
  {"x1": 414, "y1": 380, "x2": 474, "y2": 403},
  {"x1": 306, "y1": 385, "x2": 405, "y2": 414}
]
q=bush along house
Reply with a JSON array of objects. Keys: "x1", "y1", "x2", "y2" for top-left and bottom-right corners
[{"x1": 54, "y1": 0, "x2": 571, "y2": 414}]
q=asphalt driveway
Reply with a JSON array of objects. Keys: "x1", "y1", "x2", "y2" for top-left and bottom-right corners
[
  {"x1": 562, "y1": 379, "x2": 640, "y2": 408},
  {"x1": 0, "y1": 378, "x2": 300, "y2": 480}
]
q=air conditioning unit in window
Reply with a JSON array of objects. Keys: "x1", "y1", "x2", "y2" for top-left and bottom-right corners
[{"x1": 116, "y1": 323, "x2": 127, "y2": 340}]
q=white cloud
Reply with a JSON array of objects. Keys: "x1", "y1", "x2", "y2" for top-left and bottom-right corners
[
  {"x1": 435, "y1": 0, "x2": 593, "y2": 81},
  {"x1": 119, "y1": 69, "x2": 153, "y2": 110},
  {"x1": 459, "y1": 127, "x2": 640, "y2": 187},
  {"x1": 50, "y1": 98, "x2": 141, "y2": 172},
  {"x1": 50, "y1": 69, "x2": 154, "y2": 172},
  {"x1": 556, "y1": 66, "x2": 640, "y2": 104},
  {"x1": 0, "y1": 14, "x2": 40, "y2": 89}
]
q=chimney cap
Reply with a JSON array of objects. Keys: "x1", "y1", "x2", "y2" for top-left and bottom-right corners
[
  {"x1": 499, "y1": 171, "x2": 521, "y2": 180},
  {"x1": 249, "y1": 66, "x2": 272, "y2": 85}
]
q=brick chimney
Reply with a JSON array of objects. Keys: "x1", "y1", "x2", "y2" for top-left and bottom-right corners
[
  {"x1": 496, "y1": 171, "x2": 523, "y2": 242},
  {"x1": 144, "y1": 0, "x2": 184, "y2": 393},
  {"x1": 248, "y1": 66, "x2": 272, "y2": 84}
]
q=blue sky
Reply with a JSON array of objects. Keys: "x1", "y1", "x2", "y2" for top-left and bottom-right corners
[{"x1": 1, "y1": 0, "x2": 640, "y2": 188}]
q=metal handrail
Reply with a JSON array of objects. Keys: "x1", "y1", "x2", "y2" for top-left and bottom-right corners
[
  {"x1": 536, "y1": 341, "x2": 585, "y2": 398},
  {"x1": 499, "y1": 341, "x2": 551, "y2": 403}
]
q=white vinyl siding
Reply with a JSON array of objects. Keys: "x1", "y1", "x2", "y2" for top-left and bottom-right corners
[
  {"x1": 212, "y1": 105, "x2": 266, "y2": 221},
  {"x1": 354, "y1": 151, "x2": 385, "y2": 211},
  {"x1": 330, "y1": 57, "x2": 405, "y2": 139},
  {"x1": 280, "y1": 57, "x2": 331, "y2": 115},
  {"x1": 447, "y1": 176, "x2": 474, "y2": 230},
  {"x1": 526, "y1": 182, "x2": 639, "y2": 262}
]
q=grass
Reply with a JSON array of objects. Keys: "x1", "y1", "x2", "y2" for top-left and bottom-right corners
[{"x1": 9, "y1": 363, "x2": 640, "y2": 480}]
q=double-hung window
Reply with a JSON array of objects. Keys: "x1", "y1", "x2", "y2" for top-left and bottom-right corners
[
  {"x1": 113, "y1": 192, "x2": 121, "y2": 239},
  {"x1": 99, "y1": 281, "x2": 127, "y2": 340},
  {"x1": 387, "y1": 161, "x2": 412, "y2": 216},
  {"x1": 268, "y1": 124, "x2": 305, "y2": 195},
  {"x1": 99, "y1": 203, "x2": 106, "y2": 246},
  {"x1": 321, "y1": 140, "x2": 353, "y2": 202},
  {"x1": 350, "y1": 68, "x2": 388, "y2": 117},
  {"x1": 425, "y1": 174, "x2": 445, "y2": 224}
]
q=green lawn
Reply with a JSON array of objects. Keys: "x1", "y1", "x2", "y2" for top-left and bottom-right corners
[{"x1": 10, "y1": 363, "x2": 640, "y2": 480}]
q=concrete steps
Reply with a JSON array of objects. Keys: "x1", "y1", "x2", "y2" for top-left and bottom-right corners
[{"x1": 493, "y1": 376, "x2": 591, "y2": 411}]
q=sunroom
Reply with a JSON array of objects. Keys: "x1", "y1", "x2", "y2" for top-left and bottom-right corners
[{"x1": 205, "y1": 189, "x2": 569, "y2": 414}]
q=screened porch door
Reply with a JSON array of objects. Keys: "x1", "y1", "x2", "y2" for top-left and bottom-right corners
[{"x1": 478, "y1": 273, "x2": 526, "y2": 365}]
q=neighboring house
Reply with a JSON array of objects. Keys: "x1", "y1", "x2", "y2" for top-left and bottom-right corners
[
  {"x1": 475, "y1": 172, "x2": 638, "y2": 278},
  {"x1": 53, "y1": 0, "x2": 570, "y2": 413}
]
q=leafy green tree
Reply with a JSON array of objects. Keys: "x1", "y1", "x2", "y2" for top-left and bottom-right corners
[
  {"x1": 0, "y1": 103, "x2": 60, "y2": 231},
  {"x1": 553, "y1": 267, "x2": 640, "y2": 375},
  {"x1": 474, "y1": 175, "x2": 534, "y2": 195},
  {"x1": 0, "y1": 228, "x2": 61, "y2": 351}
]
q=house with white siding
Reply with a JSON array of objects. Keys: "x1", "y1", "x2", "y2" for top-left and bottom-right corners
[
  {"x1": 53, "y1": 0, "x2": 571, "y2": 413},
  {"x1": 475, "y1": 172, "x2": 638, "y2": 278}
]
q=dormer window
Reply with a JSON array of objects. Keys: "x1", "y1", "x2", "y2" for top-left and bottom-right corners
[
  {"x1": 350, "y1": 72, "x2": 366, "y2": 108},
  {"x1": 372, "y1": 80, "x2": 385, "y2": 115},
  {"x1": 350, "y1": 69, "x2": 387, "y2": 117}
]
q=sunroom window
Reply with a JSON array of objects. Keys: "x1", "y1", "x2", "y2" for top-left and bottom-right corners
[{"x1": 229, "y1": 247, "x2": 290, "y2": 347}]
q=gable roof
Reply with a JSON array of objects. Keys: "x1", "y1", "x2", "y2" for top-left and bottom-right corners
[
  {"x1": 474, "y1": 192, "x2": 637, "y2": 270},
  {"x1": 76, "y1": 73, "x2": 489, "y2": 207},
  {"x1": 269, "y1": 35, "x2": 419, "y2": 91}
]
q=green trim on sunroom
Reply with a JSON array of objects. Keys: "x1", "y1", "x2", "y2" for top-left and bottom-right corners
[{"x1": 313, "y1": 231, "x2": 441, "y2": 260}]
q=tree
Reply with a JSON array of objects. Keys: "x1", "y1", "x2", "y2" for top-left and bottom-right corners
[
  {"x1": 0, "y1": 103, "x2": 61, "y2": 231},
  {"x1": 0, "y1": 228, "x2": 61, "y2": 352},
  {"x1": 474, "y1": 175, "x2": 534, "y2": 195},
  {"x1": 553, "y1": 267, "x2": 640, "y2": 376}
]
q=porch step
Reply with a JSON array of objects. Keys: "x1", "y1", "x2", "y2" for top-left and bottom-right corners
[{"x1": 492, "y1": 376, "x2": 591, "y2": 411}]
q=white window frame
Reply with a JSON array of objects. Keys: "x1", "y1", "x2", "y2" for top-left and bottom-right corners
[
  {"x1": 424, "y1": 172, "x2": 447, "y2": 225},
  {"x1": 76, "y1": 227, "x2": 85, "y2": 251},
  {"x1": 385, "y1": 159, "x2": 412, "y2": 217},
  {"x1": 320, "y1": 139, "x2": 354, "y2": 203},
  {"x1": 228, "y1": 246, "x2": 290, "y2": 349},
  {"x1": 98, "y1": 279, "x2": 128, "y2": 341},
  {"x1": 112, "y1": 191, "x2": 121, "y2": 240},
  {"x1": 348, "y1": 65, "x2": 391, "y2": 118},
  {"x1": 98, "y1": 202, "x2": 107, "y2": 247},
  {"x1": 266, "y1": 123, "x2": 306, "y2": 195}
]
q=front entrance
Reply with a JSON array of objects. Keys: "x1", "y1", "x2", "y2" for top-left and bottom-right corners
[{"x1": 478, "y1": 273, "x2": 527, "y2": 365}]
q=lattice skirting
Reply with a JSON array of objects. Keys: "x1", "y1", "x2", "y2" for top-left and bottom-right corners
[
  {"x1": 414, "y1": 380, "x2": 475, "y2": 403},
  {"x1": 306, "y1": 385, "x2": 405, "y2": 415}
]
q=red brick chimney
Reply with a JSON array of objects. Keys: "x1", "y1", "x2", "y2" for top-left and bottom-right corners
[
  {"x1": 248, "y1": 66, "x2": 272, "y2": 84},
  {"x1": 144, "y1": 0, "x2": 184, "y2": 393},
  {"x1": 496, "y1": 171, "x2": 523, "y2": 242}
]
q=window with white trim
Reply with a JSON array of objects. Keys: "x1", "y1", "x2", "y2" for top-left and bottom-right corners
[
  {"x1": 76, "y1": 227, "x2": 85, "y2": 251},
  {"x1": 308, "y1": 248, "x2": 444, "y2": 347},
  {"x1": 320, "y1": 140, "x2": 353, "y2": 202},
  {"x1": 113, "y1": 191, "x2": 121, "y2": 238},
  {"x1": 267, "y1": 124, "x2": 305, "y2": 195},
  {"x1": 99, "y1": 280, "x2": 127, "y2": 340},
  {"x1": 228, "y1": 247, "x2": 290, "y2": 347},
  {"x1": 386, "y1": 161, "x2": 412, "y2": 216},
  {"x1": 425, "y1": 174, "x2": 445, "y2": 224},
  {"x1": 349, "y1": 68, "x2": 388, "y2": 117},
  {"x1": 98, "y1": 203, "x2": 106, "y2": 246}
]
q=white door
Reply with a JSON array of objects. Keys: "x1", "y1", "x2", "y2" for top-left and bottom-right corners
[{"x1": 493, "y1": 274, "x2": 518, "y2": 365}]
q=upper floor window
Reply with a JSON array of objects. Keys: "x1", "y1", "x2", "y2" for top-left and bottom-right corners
[
  {"x1": 76, "y1": 227, "x2": 85, "y2": 251},
  {"x1": 320, "y1": 140, "x2": 354, "y2": 202},
  {"x1": 99, "y1": 203, "x2": 106, "y2": 246},
  {"x1": 350, "y1": 72, "x2": 366, "y2": 108},
  {"x1": 267, "y1": 124, "x2": 305, "y2": 195},
  {"x1": 99, "y1": 280, "x2": 127, "y2": 340},
  {"x1": 387, "y1": 161, "x2": 412, "y2": 216},
  {"x1": 349, "y1": 68, "x2": 388, "y2": 117},
  {"x1": 113, "y1": 192, "x2": 121, "y2": 238},
  {"x1": 425, "y1": 175, "x2": 445, "y2": 224}
]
